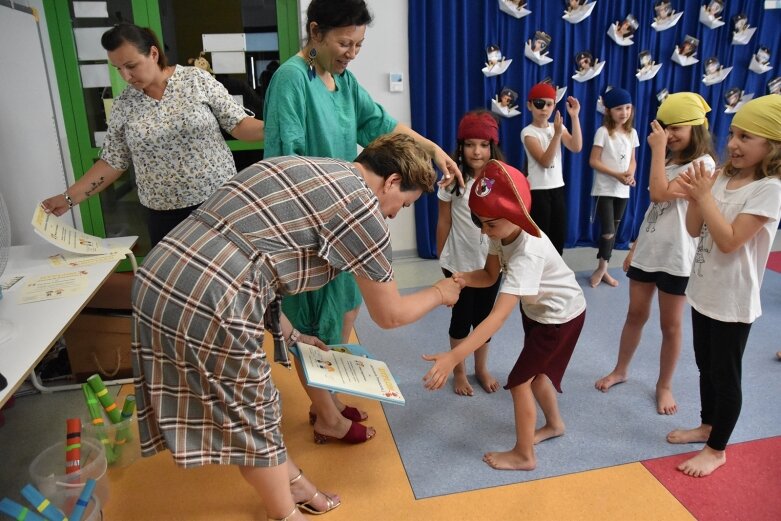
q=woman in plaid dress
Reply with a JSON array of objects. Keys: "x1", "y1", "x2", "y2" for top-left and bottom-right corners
[{"x1": 131, "y1": 134, "x2": 460, "y2": 520}]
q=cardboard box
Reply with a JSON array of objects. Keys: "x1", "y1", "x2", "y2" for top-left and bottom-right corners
[{"x1": 64, "y1": 312, "x2": 133, "y2": 381}]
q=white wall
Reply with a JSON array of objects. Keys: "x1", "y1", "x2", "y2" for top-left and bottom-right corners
[{"x1": 299, "y1": 0, "x2": 418, "y2": 257}]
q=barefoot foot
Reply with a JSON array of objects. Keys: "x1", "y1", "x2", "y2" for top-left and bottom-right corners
[
  {"x1": 589, "y1": 267, "x2": 606, "y2": 288},
  {"x1": 482, "y1": 450, "x2": 536, "y2": 471},
  {"x1": 667, "y1": 424, "x2": 711, "y2": 444},
  {"x1": 475, "y1": 370, "x2": 500, "y2": 393},
  {"x1": 534, "y1": 423, "x2": 564, "y2": 444},
  {"x1": 677, "y1": 446, "x2": 726, "y2": 477},
  {"x1": 595, "y1": 371, "x2": 627, "y2": 392},
  {"x1": 453, "y1": 372, "x2": 474, "y2": 396},
  {"x1": 601, "y1": 271, "x2": 619, "y2": 287},
  {"x1": 656, "y1": 386, "x2": 678, "y2": 415}
]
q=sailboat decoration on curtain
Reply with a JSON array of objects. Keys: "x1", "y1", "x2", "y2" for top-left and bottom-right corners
[
  {"x1": 482, "y1": 44, "x2": 512, "y2": 77},
  {"x1": 563, "y1": 0, "x2": 596, "y2": 24},
  {"x1": 651, "y1": 1, "x2": 683, "y2": 31},
  {"x1": 607, "y1": 13, "x2": 639, "y2": 46},
  {"x1": 524, "y1": 31, "x2": 553, "y2": 65},
  {"x1": 498, "y1": 0, "x2": 531, "y2": 19},
  {"x1": 699, "y1": 0, "x2": 725, "y2": 29},
  {"x1": 572, "y1": 50, "x2": 604, "y2": 82}
]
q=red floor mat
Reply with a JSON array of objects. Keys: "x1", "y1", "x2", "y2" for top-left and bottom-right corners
[
  {"x1": 768, "y1": 251, "x2": 781, "y2": 273},
  {"x1": 642, "y1": 437, "x2": 781, "y2": 520}
]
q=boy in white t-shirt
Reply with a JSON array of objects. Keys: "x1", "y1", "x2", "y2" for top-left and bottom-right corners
[
  {"x1": 423, "y1": 160, "x2": 586, "y2": 471},
  {"x1": 521, "y1": 82, "x2": 583, "y2": 254}
]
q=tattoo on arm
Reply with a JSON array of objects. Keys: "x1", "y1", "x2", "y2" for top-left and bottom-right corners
[{"x1": 85, "y1": 177, "x2": 105, "y2": 197}]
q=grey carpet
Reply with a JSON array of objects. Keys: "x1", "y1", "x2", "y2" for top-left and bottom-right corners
[{"x1": 354, "y1": 268, "x2": 781, "y2": 499}]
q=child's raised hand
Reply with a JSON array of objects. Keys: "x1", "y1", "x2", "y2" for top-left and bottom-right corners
[
  {"x1": 565, "y1": 96, "x2": 580, "y2": 116},
  {"x1": 421, "y1": 351, "x2": 457, "y2": 391},
  {"x1": 553, "y1": 111, "x2": 564, "y2": 136},
  {"x1": 647, "y1": 120, "x2": 668, "y2": 150}
]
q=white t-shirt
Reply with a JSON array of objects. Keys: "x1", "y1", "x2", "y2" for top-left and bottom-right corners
[
  {"x1": 590, "y1": 126, "x2": 640, "y2": 198},
  {"x1": 489, "y1": 231, "x2": 586, "y2": 324},
  {"x1": 686, "y1": 175, "x2": 781, "y2": 323},
  {"x1": 438, "y1": 178, "x2": 489, "y2": 272},
  {"x1": 632, "y1": 155, "x2": 716, "y2": 276},
  {"x1": 521, "y1": 124, "x2": 564, "y2": 190}
]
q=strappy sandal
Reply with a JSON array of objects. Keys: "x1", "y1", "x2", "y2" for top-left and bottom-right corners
[
  {"x1": 268, "y1": 506, "x2": 298, "y2": 521},
  {"x1": 313, "y1": 420, "x2": 374, "y2": 444},
  {"x1": 308, "y1": 405, "x2": 367, "y2": 425},
  {"x1": 290, "y1": 470, "x2": 341, "y2": 515}
]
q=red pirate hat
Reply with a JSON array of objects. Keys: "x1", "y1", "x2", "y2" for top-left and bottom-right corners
[{"x1": 469, "y1": 160, "x2": 541, "y2": 237}]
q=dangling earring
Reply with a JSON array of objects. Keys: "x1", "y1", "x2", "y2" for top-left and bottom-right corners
[{"x1": 306, "y1": 47, "x2": 317, "y2": 80}]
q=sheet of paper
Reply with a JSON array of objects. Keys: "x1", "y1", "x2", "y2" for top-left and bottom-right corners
[
  {"x1": 32, "y1": 205, "x2": 124, "y2": 255},
  {"x1": 297, "y1": 342, "x2": 405, "y2": 405},
  {"x1": 48, "y1": 250, "x2": 126, "y2": 268},
  {"x1": 18, "y1": 271, "x2": 88, "y2": 304}
]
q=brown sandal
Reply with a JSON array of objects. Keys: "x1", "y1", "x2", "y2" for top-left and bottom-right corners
[{"x1": 290, "y1": 470, "x2": 341, "y2": 515}]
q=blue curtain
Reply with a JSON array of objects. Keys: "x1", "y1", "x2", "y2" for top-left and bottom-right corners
[{"x1": 410, "y1": 0, "x2": 781, "y2": 258}]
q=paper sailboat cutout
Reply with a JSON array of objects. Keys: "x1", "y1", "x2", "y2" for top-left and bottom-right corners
[
  {"x1": 702, "y1": 66, "x2": 732, "y2": 86},
  {"x1": 724, "y1": 92, "x2": 754, "y2": 114},
  {"x1": 498, "y1": 0, "x2": 531, "y2": 19},
  {"x1": 652, "y1": 11, "x2": 683, "y2": 31},
  {"x1": 572, "y1": 60, "x2": 605, "y2": 82},
  {"x1": 699, "y1": 6, "x2": 725, "y2": 29},
  {"x1": 563, "y1": 1, "x2": 596, "y2": 24},
  {"x1": 671, "y1": 48, "x2": 699, "y2": 67},
  {"x1": 732, "y1": 27, "x2": 756, "y2": 46},
  {"x1": 607, "y1": 22, "x2": 635, "y2": 46},
  {"x1": 555, "y1": 86, "x2": 567, "y2": 104},
  {"x1": 524, "y1": 42, "x2": 553, "y2": 65},
  {"x1": 636, "y1": 63, "x2": 662, "y2": 81},
  {"x1": 491, "y1": 97, "x2": 521, "y2": 118},
  {"x1": 482, "y1": 59, "x2": 513, "y2": 77},
  {"x1": 749, "y1": 57, "x2": 773, "y2": 75}
]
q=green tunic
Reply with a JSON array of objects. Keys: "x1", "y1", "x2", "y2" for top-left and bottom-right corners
[{"x1": 264, "y1": 55, "x2": 397, "y2": 344}]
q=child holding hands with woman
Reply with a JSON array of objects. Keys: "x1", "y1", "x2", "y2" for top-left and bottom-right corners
[
  {"x1": 424, "y1": 160, "x2": 586, "y2": 471},
  {"x1": 596, "y1": 93, "x2": 717, "y2": 415},
  {"x1": 588, "y1": 87, "x2": 639, "y2": 288},
  {"x1": 670, "y1": 95, "x2": 781, "y2": 477},
  {"x1": 437, "y1": 111, "x2": 504, "y2": 395}
]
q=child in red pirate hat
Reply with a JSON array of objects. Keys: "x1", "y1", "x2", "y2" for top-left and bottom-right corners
[{"x1": 424, "y1": 159, "x2": 587, "y2": 471}]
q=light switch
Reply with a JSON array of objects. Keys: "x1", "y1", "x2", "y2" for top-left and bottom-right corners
[{"x1": 389, "y1": 72, "x2": 404, "y2": 92}]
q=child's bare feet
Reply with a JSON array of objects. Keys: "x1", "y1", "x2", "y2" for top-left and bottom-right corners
[
  {"x1": 656, "y1": 386, "x2": 678, "y2": 415},
  {"x1": 482, "y1": 449, "x2": 536, "y2": 471},
  {"x1": 476, "y1": 370, "x2": 500, "y2": 393},
  {"x1": 667, "y1": 424, "x2": 711, "y2": 444},
  {"x1": 589, "y1": 267, "x2": 606, "y2": 288},
  {"x1": 453, "y1": 372, "x2": 474, "y2": 396},
  {"x1": 677, "y1": 446, "x2": 726, "y2": 477},
  {"x1": 594, "y1": 371, "x2": 627, "y2": 392},
  {"x1": 534, "y1": 422, "x2": 564, "y2": 444},
  {"x1": 601, "y1": 271, "x2": 619, "y2": 287}
]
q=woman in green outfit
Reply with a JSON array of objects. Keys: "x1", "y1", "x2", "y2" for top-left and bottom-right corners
[{"x1": 263, "y1": 0, "x2": 460, "y2": 444}]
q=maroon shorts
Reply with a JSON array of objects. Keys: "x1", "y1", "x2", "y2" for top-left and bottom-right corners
[{"x1": 505, "y1": 308, "x2": 586, "y2": 393}]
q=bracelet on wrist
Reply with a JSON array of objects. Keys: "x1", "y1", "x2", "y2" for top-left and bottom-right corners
[
  {"x1": 286, "y1": 328, "x2": 301, "y2": 346},
  {"x1": 63, "y1": 191, "x2": 74, "y2": 209}
]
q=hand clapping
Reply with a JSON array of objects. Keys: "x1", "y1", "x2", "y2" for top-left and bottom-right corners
[{"x1": 677, "y1": 160, "x2": 715, "y2": 203}]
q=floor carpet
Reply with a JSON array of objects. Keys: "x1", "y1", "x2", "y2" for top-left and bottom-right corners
[
  {"x1": 354, "y1": 268, "x2": 781, "y2": 499},
  {"x1": 642, "y1": 436, "x2": 781, "y2": 521}
]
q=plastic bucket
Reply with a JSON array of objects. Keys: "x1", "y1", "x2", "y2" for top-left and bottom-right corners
[
  {"x1": 50, "y1": 488, "x2": 102, "y2": 521},
  {"x1": 84, "y1": 415, "x2": 140, "y2": 468},
  {"x1": 28, "y1": 437, "x2": 109, "y2": 509}
]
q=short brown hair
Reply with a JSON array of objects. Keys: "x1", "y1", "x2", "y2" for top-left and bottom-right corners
[{"x1": 355, "y1": 134, "x2": 435, "y2": 193}]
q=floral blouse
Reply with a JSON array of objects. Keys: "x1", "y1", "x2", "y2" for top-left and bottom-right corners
[{"x1": 101, "y1": 66, "x2": 248, "y2": 210}]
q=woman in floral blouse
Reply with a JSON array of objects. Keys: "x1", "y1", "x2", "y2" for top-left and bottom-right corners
[{"x1": 41, "y1": 23, "x2": 265, "y2": 246}]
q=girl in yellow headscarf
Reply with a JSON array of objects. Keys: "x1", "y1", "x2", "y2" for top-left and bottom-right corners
[
  {"x1": 596, "y1": 92, "x2": 717, "y2": 417},
  {"x1": 669, "y1": 95, "x2": 781, "y2": 478}
]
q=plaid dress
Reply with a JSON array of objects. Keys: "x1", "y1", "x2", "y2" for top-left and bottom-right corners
[{"x1": 131, "y1": 156, "x2": 394, "y2": 468}]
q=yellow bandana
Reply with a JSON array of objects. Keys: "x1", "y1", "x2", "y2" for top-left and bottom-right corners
[
  {"x1": 731, "y1": 95, "x2": 781, "y2": 142},
  {"x1": 656, "y1": 92, "x2": 711, "y2": 128}
]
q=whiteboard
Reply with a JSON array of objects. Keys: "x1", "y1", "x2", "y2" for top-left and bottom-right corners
[{"x1": 0, "y1": 3, "x2": 69, "y2": 246}]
